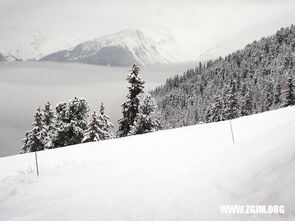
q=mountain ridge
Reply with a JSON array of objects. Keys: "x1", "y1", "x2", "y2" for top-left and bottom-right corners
[{"x1": 39, "y1": 29, "x2": 186, "y2": 66}]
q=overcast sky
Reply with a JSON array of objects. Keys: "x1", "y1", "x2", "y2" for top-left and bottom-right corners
[{"x1": 1, "y1": 0, "x2": 295, "y2": 58}]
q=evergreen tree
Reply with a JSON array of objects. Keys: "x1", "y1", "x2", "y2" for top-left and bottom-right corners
[
  {"x1": 205, "y1": 94, "x2": 224, "y2": 122},
  {"x1": 98, "y1": 103, "x2": 114, "y2": 139},
  {"x1": 67, "y1": 97, "x2": 89, "y2": 145},
  {"x1": 117, "y1": 65, "x2": 145, "y2": 137},
  {"x1": 274, "y1": 83, "x2": 282, "y2": 105},
  {"x1": 240, "y1": 91, "x2": 253, "y2": 116},
  {"x1": 129, "y1": 94, "x2": 161, "y2": 135},
  {"x1": 264, "y1": 83, "x2": 274, "y2": 111},
  {"x1": 281, "y1": 76, "x2": 295, "y2": 107},
  {"x1": 82, "y1": 111, "x2": 106, "y2": 143},
  {"x1": 54, "y1": 102, "x2": 69, "y2": 147},
  {"x1": 223, "y1": 82, "x2": 240, "y2": 120},
  {"x1": 21, "y1": 131, "x2": 31, "y2": 153},
  {"x1": 117, "y1": 102, "x2": 129, "y2": 137},
  {"x1": 42, "y1": 102, "x2": 55, "y2": 148},
  {"x1": 22, "y1": 107, "x2": 47, "y2": 152},
  {"x1": 54, "y1": 97, "x2": 90, "y2": 147}
]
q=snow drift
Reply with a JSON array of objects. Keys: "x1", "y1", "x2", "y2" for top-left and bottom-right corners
[{"x1": 0, "y1": 106, "x2": 295, "y2": 221}]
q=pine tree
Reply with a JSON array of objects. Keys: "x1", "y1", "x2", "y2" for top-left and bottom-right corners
[
  {"x1": 98, "y1": 103, "x2": 114, "y2": 139},
  {"x1": 274, "y1": 83, "x2": 282, "y2": 105},
  {"x1": 82, "y1": 111, "x2": 106, "y2": 143},
  {"x1": 21, "y1": 131, "x2": 31, "y2": 153},
  {"x1": 240, "y1": 91, "x2": 253, "y2": 116},
  {"x1": 54, "y1": 102, "x2": 69, "y2": 147},
  {"x1": 22, "y1": 107, "x2": 47, "y2": 152},
  {"x1": 42, "y1": 102, "x2": 55, "y2": 149},
  {"x1": 117, "y1": 65, "x2": 145, "y2": 137},
  {"x1": 223, "y1": 82, "x2": 240, "y2": 120},
  {"x1": 205, "y1": 94, "x2": 224, "y2": 122},
  {"x1": 129, "y1": 94, "x2": 161, "y2": 135},
  {"x1": 67, "y1": 97, "x2": 90, "y2": 145},
  {"x1": 281, "y1": 76, "x2": 295, "y2": 107},
  {"x1": 54, "y1": 97, "x2": 90, "y2": 147},
  {"x1": 264, "y1": 82, "x2": 274, "y2": 111}
]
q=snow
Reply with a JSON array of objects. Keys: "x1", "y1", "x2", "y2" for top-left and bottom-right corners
[{"x1": 0, "y1": 106, "x2": 295, "y2": 220}]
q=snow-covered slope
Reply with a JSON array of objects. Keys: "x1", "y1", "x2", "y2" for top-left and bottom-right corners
[
  {"x1": 40, "y1": 28, "x2": 187, "y2": 66},
  {"x1": 0, "y1": 107, "x2": 295, "y2": 221}
]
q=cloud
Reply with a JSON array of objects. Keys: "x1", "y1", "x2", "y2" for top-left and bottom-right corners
[{"x1": 0, "y1": 0, "x2": 295, "y2": 57}]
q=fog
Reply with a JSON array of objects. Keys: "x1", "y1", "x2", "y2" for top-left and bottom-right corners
[
  {"x1": 0, "y1": 62, "x2": 194, "y2": 157},
  {"x1": 1, "y1": 0, "x2": 295, "y2": 59}
]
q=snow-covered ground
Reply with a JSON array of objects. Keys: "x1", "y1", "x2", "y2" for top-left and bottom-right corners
[{"x1": 0, "y1": 106, "x2": 294, "y2": 221}]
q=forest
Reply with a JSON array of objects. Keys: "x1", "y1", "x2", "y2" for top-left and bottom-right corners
[{"x1": 151, "y1": 25, "x2": 295, "y2": 128}]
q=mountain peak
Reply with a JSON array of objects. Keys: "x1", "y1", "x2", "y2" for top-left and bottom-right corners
[{"x1": 40, "y1": 28, "x2": 187, "y2": 66}]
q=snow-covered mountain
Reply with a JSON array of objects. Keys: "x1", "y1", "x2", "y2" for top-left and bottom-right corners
[
  {"x1": 1, "y1": 107, "x2": 295, "y2": 220},
  {"x1": 0, "y1": 30, "x2": 85, "y2": 62},
  {"x1": 0, "y1": 32, "x2": 47, "y2": 61},
  {"x1": 40, "y1": 29, "x2": 187, "y2": 66},
  {"x1": 0, "y1": 53, "x2": 23, "y2": 62}
]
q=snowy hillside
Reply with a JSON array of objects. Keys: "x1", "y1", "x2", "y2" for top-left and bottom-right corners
[
  {"x1": 40, "y1": 28, "x2": 187, "y2": 66},
  {"x1": 0, "y1": 107, "x2": 295, "y2": 221}
]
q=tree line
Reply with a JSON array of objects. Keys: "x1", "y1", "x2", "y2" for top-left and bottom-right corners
[
  {"x1": 151, "y1": 25, "x2": 295, "y2": 128},
  {"x1": 21, "y1": 65, "x2": 161, "y2": 153}
]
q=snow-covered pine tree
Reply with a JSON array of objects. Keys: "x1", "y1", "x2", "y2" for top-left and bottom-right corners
[
  {"x1": 98, "y1": 103, "x2": 114, "y2": 139},
  {"x1": 281, "y1": 76, "x2": 295, "y2": 107},
  {"x1": 240, "y1": 91, "x2": 253, "y2": 116},
  {"x1": 67, "y1": 97, "x2": 90, "y2": 145},
  {"x1": 223, "y1": 81, "x2": 240, "y2": 120},
  {"x1": 22, "y1": 107, "x2": 47, "y2": 152},
  {"x1": 274, "y1": 83, "x2": 282, "y2": 105},
  {"x1": 205, "y1": 94, "x2": 224, "y2": 123},
  {"x1": 42, "y1": 102, "x2": 55, "y2": 149},
  {"x1": 129, "y1": 94, "x2": 161, "y2": 135},
  {"x1": 117, "y1": 64, "x2": 145, "y2": 137},
  {"x1": 54, "y1": 97, "x2": 89, "y2": 147},
  {"x1": 21, "y1": 131, "x2": 31, "y2": 153},
  {"x1": 82, "y1": 111, "x2": 106, "y2": 143},
  {"x1": 54, "y1": 102, "x2": 69, "y2": 147},
  {"x1": 264, "y1": 82, "x2": 274, "y2": 111}
]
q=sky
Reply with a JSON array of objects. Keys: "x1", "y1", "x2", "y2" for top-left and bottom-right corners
[{"x1": 1, "y1": 0, "x2": 295, "y2": 59}]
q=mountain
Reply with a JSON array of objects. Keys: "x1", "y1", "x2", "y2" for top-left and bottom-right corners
[
  {"x1": 5, "y1": 55, "x2": 22, "y2": 62},
  {"x1": 0, "y1": 52, "x2": 23, "y2": 62},
  {"x1": 40, "y1": 29, "x2": 186, "y2": 66},
  {"x1": 152, "y1": 25, "x2": 295, "y2": 129},
  {"x1": 0, "y1": 106, "x2": 295, "y2": 220}
]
